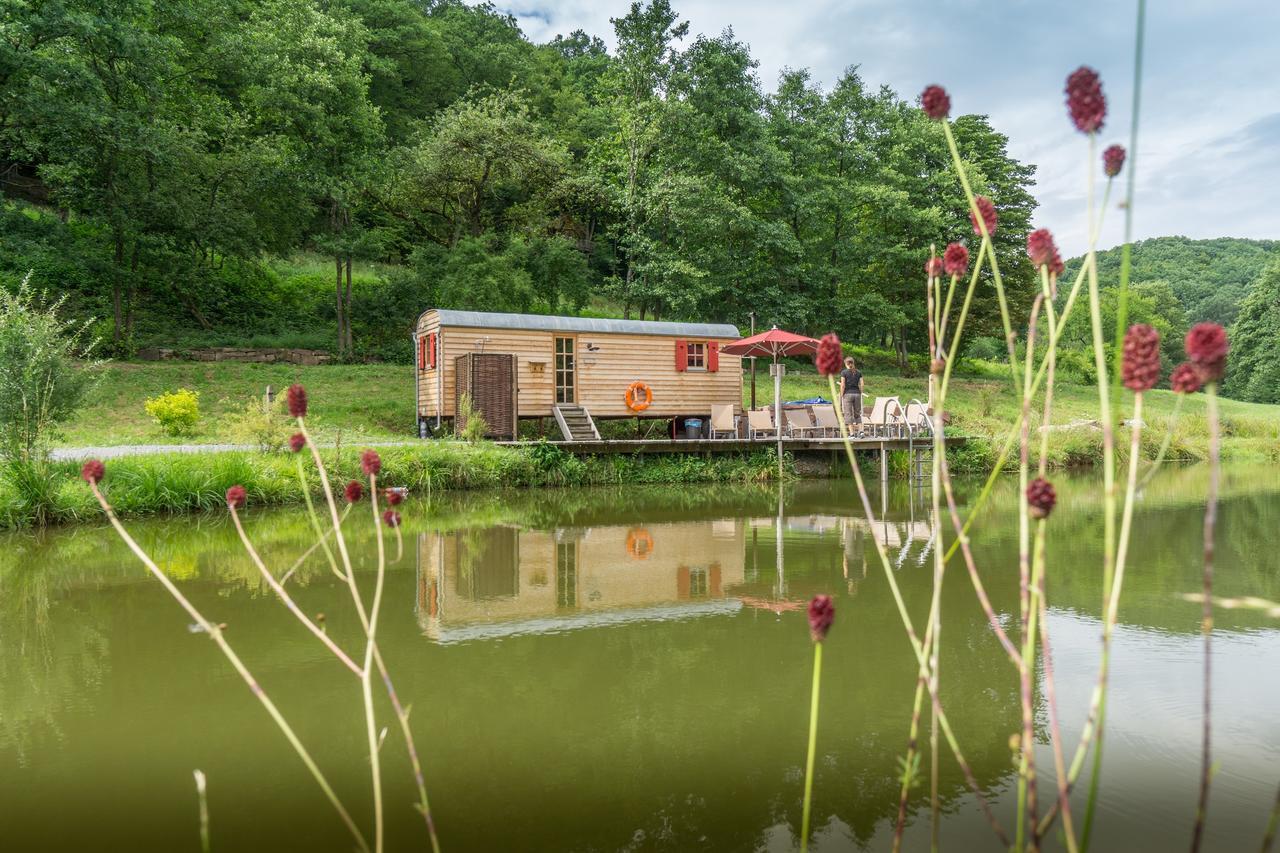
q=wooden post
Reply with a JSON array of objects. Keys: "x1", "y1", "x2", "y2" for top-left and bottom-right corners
[{"x1": 880, "y1": 443, "x2": 888, "y2": 486}]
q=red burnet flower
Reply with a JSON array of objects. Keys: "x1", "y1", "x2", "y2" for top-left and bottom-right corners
[
  {"x1": 920, "y1": 85, "x2": 951, "y2": 120},
  {"x1": 1065, "y1": 66, "x2": 1106, "y2": 133},
  {"x1": 385, "y1": 488, "x2": 404, "y2": 506},
  {"x1": 1026, "y1": 477, "x2": 1057, "y2": 519},
  {"x1": 360, "y1": 450, "x2": 382, "y2": 477},
  {"x1": 1185, "y1": 322, "x2": 1229, "y2": 381},
  {"x1": 1103, "y1": 144, "x2": 1126, "y2": 178},
  {"x1": 1170, "y1": 362, "x2": 1204, "y2": 394},
  {"x1": 942, "y1": 242, "x2": 969, "y2": 277},
  {"x1": 815, "y1": 333, "x2": 843, "y2": 376},
  {"x1": 1122, "y1": 324, "x2": 1161, "y2": 392},
  {"x1": 970, "y1": 196, "x2": 998, "y2": 236},
  {"x1": 81, "y1": 458, "x2": 105, "y2": 485},
  {"x1": 808, "y1": 594, "x2": 835, "y2": 643},
  {"x1": 1049, "y1": 250, "x2": 1065, "y2": 278},
  {"x1": 382, "y1": 509, "x2": 401, "y2": 528},
  {"x1": 288, "y1": 432, "x2": 306, "y2": 453},
  {"x1": 226, "y1": 485, "x2": 247, "y2": 510},
  {"x1": 344, "y1": 480, "x2": 363, "y2": 503},
  {"x1": 1026, "y1": 228, "x2": 1058, "y2": 268},
  {"x1": 924, "y1": 256, "x2": 944, "y2": 278},
  {"x1": 286, "y1": 384, "x2": 308, "y2": 418}
]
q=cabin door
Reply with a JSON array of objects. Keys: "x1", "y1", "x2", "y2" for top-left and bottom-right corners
[{"x1": 554, "y1": 336, "x2": 576, "y2": 404}]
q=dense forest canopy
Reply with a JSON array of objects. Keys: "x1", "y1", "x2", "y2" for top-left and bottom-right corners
[
  {"x1": 1067, "y1": 236, "x2": 1280, "y2": 328},
  {"x1": 0, "y1": 0, "x2": 1040, "y2": 365}
]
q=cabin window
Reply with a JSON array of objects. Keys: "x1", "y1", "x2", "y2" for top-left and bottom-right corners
[
  {"x1": 419, "y1": 333, "x2": 437, "y2": 371},
  {"x1": 555, "y1": 336, "x2": 576, "y2": 404},
  {"x1": 676, "y1": 339, "x2": 719, "y2": 373},
  {"x1": 686, "y1": 341, "x2": 707, "y2": 371}
]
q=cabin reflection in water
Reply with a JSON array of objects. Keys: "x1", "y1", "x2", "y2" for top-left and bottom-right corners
[
  {"x1": 415, "y1": 507, "x2": 939, "y2": 643},
  {"x1": 415, "y1": 520, "x2": 748, "y2": 642}
]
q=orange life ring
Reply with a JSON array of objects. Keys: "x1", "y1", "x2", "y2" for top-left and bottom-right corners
[
  {"x1": 624, "y1": 381, "x2": 653, "y2": 412},
  {"x1": 626, "y1": 527, "x2": 654, "y2": 560}
]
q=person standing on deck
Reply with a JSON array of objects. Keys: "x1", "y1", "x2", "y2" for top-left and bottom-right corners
[{"x1": 838, "y1": 357, "x2": 864, "y2": 434}]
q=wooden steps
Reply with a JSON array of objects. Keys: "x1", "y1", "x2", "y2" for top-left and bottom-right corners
[{"x1": 553, "y1": 404, "x2": 601, "y2": 442}]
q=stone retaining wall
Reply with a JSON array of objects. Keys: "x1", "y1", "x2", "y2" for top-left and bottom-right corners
[{"x1": 137, "y1": 347, "x2": 331, "y2": 365}]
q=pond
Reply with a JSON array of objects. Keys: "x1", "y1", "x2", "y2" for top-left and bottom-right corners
[{"x1": 1, "y1": 464, "x2": 1278, "y2": 851}]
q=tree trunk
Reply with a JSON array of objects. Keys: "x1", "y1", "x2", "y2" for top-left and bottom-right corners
[
  {"x1": 344, "y1": 255, "x2": 354, "y2": 356},
  {"x1": 125, "y1": 242, "x2": 139, "y2": 339},
  {"x1": 112, "y1": 230, "x2": 125, "y2": 344},
  {"x1": 335, "y1": 255, "x2": 345, "y2": 357}
]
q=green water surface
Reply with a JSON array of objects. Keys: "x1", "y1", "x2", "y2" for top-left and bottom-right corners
[{"x1": 2, "y1": 464, "x2": 1278, "y2": 851}]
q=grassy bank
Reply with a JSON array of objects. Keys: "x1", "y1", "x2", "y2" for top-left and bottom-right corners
[
  {"x1": 60, "y1": 361, "x2": 1280, "y2": 467},
  {"x1": 0, "y1": 443, "x2": 784, "y2": 529}
]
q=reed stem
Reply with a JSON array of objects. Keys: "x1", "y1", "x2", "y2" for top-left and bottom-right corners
[
  {"x1": 194, "y1": 770, "x2": 210, "y2": 853},
  {"x1": 800, "y1": 641, "x2": 823, "y2": 853}
]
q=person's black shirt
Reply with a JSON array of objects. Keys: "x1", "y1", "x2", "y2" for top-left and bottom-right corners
[{"x1": 839, "y1": 368, "x2": 862, "y2": 395}]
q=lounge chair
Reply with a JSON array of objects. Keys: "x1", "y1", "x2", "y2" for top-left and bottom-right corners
[
  {"x1": 710, "y1": 403, "x2": 737, "y2": 439},
  {"x1": 748, "y1": 409, "x2": 778, "y2": 440},
  {"x1": 867, "y1": 396, "x2": 904, "y2": 438},
  {"x1": 785, "y1": 408, "x2": 821, "y2": 438},
  {"x1": 903, "y1": 401, "x2": 933, "y2": 437},
  {"x1": 811, "y1": 404, "x2": 841, "y2": 437}
]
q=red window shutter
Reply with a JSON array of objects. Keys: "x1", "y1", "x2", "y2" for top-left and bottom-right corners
[
  {"x1": 708, "y1": 341, "x2": 719, "y2": 372},
  {"x1": 675, "y1": 339, "x2": 687, "y2": 372},
  {"x1": 428, "y1": 333, "x2": 437, "y2": 369},
  {"x1": 417, "y1": 336, "x2": 426, "y2": 370}
]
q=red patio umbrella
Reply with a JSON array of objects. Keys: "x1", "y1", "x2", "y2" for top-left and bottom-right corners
[
  {"x1": 719, "y1": 326, "x2": 821, "y2": 360},
  {"x1": 721, "y1": 327, "x2": 821, "y2": 469}
]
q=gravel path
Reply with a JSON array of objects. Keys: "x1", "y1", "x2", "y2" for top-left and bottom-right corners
[{"x1": 50, "y1": 441, "x2": 416, "y2": 461}]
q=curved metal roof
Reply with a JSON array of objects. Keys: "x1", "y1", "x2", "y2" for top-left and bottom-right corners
[{"x1": 423, "y1": 309, "x2": 739, "y2": 339}]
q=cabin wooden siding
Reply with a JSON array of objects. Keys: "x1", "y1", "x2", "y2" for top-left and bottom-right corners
[{"x1": 415, "y1": 312, "x2": 743, "y2": 420}]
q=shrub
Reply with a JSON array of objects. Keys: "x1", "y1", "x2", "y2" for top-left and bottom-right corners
[
  {"x1": 220, "y1": 394, "x2": 293, "y2": 452},
  {"x1": 144, "y1": 388, "x2": 201, "y2": 436},
  {"x1": 0, "y1": 277, "x2": 99, "y2": 462}
]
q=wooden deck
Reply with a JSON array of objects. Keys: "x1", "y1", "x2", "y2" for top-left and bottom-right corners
[{"x1": 495, "y1": 435, "x2": 965, "y2": 454}]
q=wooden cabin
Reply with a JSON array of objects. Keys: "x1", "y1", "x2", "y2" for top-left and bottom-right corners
[{"x1": 413, "y1": 309, "x2": 743, "y2": 439}]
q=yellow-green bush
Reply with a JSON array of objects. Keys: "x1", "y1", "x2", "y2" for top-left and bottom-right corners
[{"x1": 144, "y1": 388, "x2": 200, "y2": 437}]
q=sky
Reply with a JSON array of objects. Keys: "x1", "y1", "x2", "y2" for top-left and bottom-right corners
[{"x1": 482, "y1": 0, "x2": 1280, "y2": 257}]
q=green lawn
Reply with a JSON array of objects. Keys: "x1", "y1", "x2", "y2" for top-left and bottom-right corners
[
  {"x1": 60, "y1": 361, "x2": 1280, "y2": 468},
  {"x1": 60, "y1": 362, "x2": 411, "y2": 446}
]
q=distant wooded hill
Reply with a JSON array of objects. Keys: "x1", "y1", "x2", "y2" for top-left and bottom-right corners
[{"x1": 1068, "y1": 236, "x2": 1280, "y2": 327}]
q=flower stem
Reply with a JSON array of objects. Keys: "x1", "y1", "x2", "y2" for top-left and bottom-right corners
[
  {"x1": 1079, "y1": 133, "x2": 1119, "y2": 852},
  {"x1": 1190, "y1": 384, "x2": 1220, "y2": 852},
  {"x1": 229, "y1": 506, "x2": 362, "y2": 676},
  {"x1": 364, "y1": 473, "x2": 388, "y2": 853},
  {"x1": 941, "y1": 121, "x2": 1019, "y2": 389},
  {"x1": 800, "y1": 641, "x2": 823, "y2": 853},
  {"x1": 89, "y1": 484, "x2": 369, "y2": 853}
]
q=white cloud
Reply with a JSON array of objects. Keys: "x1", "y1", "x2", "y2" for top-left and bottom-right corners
[{"x1": 484, "y1": 0, "x2": 1280, "y2": 256}]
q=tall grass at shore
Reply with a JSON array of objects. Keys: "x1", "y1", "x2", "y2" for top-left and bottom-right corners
[{"x1": 0, "y1": 443, "x2": 786, "y2": 529}]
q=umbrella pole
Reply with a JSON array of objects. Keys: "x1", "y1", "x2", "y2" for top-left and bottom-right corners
[{"x1": 774, "y1": 357, "x2": 784, "y2": 482}]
